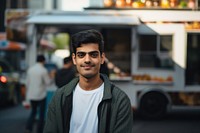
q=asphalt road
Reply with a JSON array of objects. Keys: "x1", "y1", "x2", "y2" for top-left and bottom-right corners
[
  {"x1": 133, "y1": 108, "x2": 200, "y2": 133},
  {"x1": 1, "y1": 104, "x2": 200, "y2": 133},
  {"x1": 0, "y1": 104, "x2": 30, "y2": 133}
]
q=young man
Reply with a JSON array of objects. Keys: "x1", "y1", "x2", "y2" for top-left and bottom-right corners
[{"x1": 43, "y1": 29, "x2": 133, "y2": 133}]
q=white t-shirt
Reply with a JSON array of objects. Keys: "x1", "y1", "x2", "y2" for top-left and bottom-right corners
[{"x1": 69, "y1": 83, "x2": 104, "y2": 133}]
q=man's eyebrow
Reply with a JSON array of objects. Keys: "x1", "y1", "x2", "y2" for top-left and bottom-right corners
[
  {"x1": 76, "y1": 51, "x2": 99, "y2": 53},
  {"x1": 88, "y1": 51, "x2": 99, "y2": 53}
]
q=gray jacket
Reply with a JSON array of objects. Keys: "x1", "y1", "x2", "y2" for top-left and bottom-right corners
[{"x1": 43, "y1": 74, "x2": 133, "y2": 133}]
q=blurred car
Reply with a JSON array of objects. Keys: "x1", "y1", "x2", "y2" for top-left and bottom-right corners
[{"x1": 0, "y1": 59, "x2": 19, "y2": 105}]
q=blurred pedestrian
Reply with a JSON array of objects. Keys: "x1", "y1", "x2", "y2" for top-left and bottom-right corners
[
  {"x1": 55, "y1": 56, "x2": 76, "y2": 88},
  {"x1": 25, "y1": 54, "x2": 54, "y2": 133},
  {"x1": 43, "y1": 29, "x2": 133, "y2": 133},
  {"x1": 100, "y1": 61, "x2": 110, "y2": 78}
]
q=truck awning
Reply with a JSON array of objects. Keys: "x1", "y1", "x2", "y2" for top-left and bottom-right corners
[{"x1": 26, "y1": 11, "x2": 141, "y2": 25}]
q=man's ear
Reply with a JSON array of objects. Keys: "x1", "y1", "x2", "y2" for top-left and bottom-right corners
[
  {"x1": 101, "y1": 52, "x2": 105, "y2": 64},
  {"x1": 72, "y1": 53, "x2": 76, "y2": 65}
]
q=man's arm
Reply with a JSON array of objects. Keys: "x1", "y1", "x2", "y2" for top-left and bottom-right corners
[{"x1": 114, "y1": 94, "x2": 133, "y2": 133}]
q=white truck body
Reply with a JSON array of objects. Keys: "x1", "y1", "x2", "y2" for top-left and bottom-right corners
[{"x1": 27, "y1": 10, "x2": 200, "y2": 118}]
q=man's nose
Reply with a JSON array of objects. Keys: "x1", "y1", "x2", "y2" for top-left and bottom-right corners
[{"x1": 84, "y1": 54, "x2": 91, "y2": 63}]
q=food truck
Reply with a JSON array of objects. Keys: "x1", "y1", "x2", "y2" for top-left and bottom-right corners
[{"x1": 25, "y1": 8, "x2": 200, "y2": 118}]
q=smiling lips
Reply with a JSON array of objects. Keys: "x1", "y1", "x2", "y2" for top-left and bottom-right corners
[{"x1": 82, "y1": 65, "x2": 94, "y2": 70}]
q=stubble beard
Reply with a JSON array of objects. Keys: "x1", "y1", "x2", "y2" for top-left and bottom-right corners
[{"x1": 82, "y1": 72, "x2": 96, "y2": 79}]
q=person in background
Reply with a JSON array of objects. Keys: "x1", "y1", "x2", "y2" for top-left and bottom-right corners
[
  {"x1": 25, "y1": 55, "x2": 54, "y2": 133},
  {"x1": 100, "y1": 61, "x2": 110, "y2": 78},
  {"x1": 43, "y1": 29, "x2": 133, "y2": 133},
  {"x1": 55, "y1": 56, "x2": 76, "y2": 88}
]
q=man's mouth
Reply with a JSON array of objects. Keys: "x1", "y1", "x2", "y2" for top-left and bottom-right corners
[{"x1": 82, "y1": 65, "x2": 94, "y2": 70}]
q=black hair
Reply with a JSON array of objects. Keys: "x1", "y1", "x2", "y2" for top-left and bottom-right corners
[
  {"x1": 37, "y1": 54, "x2": 45, "y2": 62},
  {"x1": 71, "y1": 29, "x2": 104, "y2": 54},
  {"x1": 63, "y1": 56, "x2": 72, "y2": 64}
]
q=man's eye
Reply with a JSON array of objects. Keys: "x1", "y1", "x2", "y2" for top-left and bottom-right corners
[
  {"x1": 76, "y1": 51, "x2": 99, "y2": 58},
  {"x1": 90, "y1": 52, "x2": 99, "y2": 58},
  {"x1": 77, "y1": 52, "x2": 86, "y2": 58}
]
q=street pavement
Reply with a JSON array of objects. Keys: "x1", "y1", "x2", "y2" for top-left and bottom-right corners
[
  {"x1": 1, "y1": 104, "x2": 200, "y2": 133},
  {"x1": 0, "y1": 104, "x2": 30, "y2": 133}
]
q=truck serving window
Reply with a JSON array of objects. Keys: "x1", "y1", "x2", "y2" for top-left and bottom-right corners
[
  {"x1": 186, "y1": 33, "x2": 200, "y2": 85},
  {"x1": 138, "y1": 34, "x2": 174, "y2": 70},
  {"x1": 102, "y1": 28, "x2": 131, "y2": 79}
]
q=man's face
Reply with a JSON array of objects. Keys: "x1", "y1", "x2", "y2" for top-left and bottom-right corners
[{"x1": 72, "y1": 43, "x2": 105, "y2": 79}]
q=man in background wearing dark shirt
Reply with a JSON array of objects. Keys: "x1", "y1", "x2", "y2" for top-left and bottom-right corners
[{"x1": 55, "y1": 56, "x2": 76, "y2": 88}]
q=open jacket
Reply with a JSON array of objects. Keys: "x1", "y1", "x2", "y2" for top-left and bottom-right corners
[{"x1": 43, "y1": 74, "x2": 133, "y2": 133}]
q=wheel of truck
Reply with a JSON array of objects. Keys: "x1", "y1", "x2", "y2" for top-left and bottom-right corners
[{"x1": 139, "y1": 91, "x2": 168, "y2": 119}]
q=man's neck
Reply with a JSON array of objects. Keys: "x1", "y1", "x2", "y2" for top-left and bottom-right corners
[{"x1": 79, "y1": 74, "x2": 103, "y2": 91}]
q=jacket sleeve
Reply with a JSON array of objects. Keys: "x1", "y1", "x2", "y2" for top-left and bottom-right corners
[
  {"x1": 43, "y1": 94, "x2": 58, "y2": 133},
  {"x1": 113, "y1": 93, "x2": 133, "y2": 133}
]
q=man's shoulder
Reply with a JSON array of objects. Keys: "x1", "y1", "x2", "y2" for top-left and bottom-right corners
[
  {"x1": 54, "y1": 78, "x2": 78, "y2": 96},
  {"x1": 51, "y1": 87, "x2": 67, "y2": 103},
  {"x1": 32, "y1": 63, "x2": 46, "y2": 71},
  {"x1": 111, "y1": 84, "x2": 129, "y2": 100},
  {"x1": 55, "y1": 86, "x2": 67, "y2": 95},
  {"x1": 112, "y1": 84, "x2": 125, "y2": 94},
  {"x1": 101, "y1": 74, "x2": 128, "y2": 99}
]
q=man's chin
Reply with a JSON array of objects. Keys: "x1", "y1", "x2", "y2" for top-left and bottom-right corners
[
  {"x1": 81, "y1": 72, "x2": 97, "y2": 79},
  {"x1": 83, "y1": 74, "x2": 94, "y2": 79}
]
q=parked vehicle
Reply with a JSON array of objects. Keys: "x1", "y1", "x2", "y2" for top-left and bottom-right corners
[
  {"x1": 0, "y1": 59, "x2": 19, "y2": 105},
  {"x1": 25, "y1": 10, "x2": 200, "y2": 119}
]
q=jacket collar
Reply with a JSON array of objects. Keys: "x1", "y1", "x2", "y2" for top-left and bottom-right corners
[{"x1": 63, "y1": 74, "x2": 112, "y2": 100}]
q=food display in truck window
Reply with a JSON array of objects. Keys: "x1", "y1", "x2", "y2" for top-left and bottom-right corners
[
  {"x1": 132, "y1": 74, "x2": 174, "y2": 84},
  {"x1": 102, "y1": 28, "x2": 132, "y2": 80}
]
